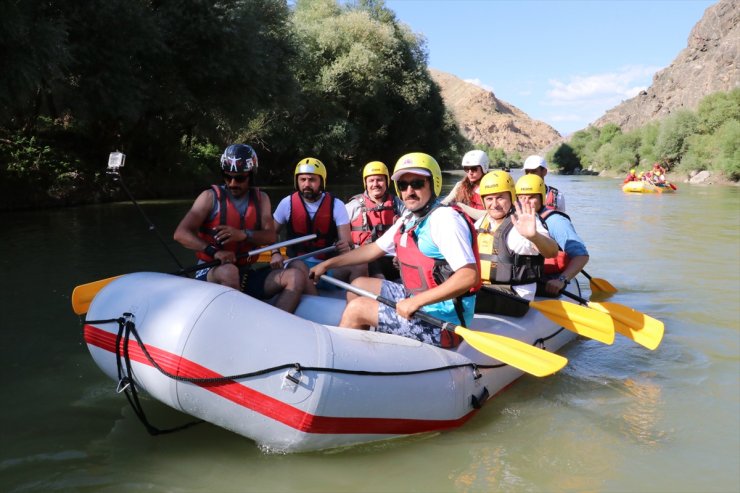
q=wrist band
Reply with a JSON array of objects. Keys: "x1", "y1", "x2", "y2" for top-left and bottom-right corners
[
  {"x1": 243, "y1": 229, "x2": 253, "y2": 240},
  {"x1": 204, "y1": 244, "x2": 219, "y2": 257}
]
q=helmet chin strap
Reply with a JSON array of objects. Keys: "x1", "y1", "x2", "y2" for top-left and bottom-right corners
[{"x1": 411, "y1": 194, "x2": 437, "y2": 218}]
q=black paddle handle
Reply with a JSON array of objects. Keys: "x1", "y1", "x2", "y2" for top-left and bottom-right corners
[
  {"x1": 375, "y1": 295, "x2": 455, "y2": 333},
  {"x1": 479, "y1": 285, "x2": 530, "y2": 305}
]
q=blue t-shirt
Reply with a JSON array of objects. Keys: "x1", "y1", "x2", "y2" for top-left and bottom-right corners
[{"x1": 543, "y1": 213, "x2": 589, "y2": 257}]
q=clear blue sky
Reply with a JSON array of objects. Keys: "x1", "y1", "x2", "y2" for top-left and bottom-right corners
[{"x1": 384, "y1": 0, "x2": 717, "y2": 135}]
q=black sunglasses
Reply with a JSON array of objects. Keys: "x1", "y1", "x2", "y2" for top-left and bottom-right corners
[
  {"x1": 396, "y1": 178, "x2": 427, "y2": 191},
  {"x1": 222, "y1": 172, "x2": 249, "y2": 183}
]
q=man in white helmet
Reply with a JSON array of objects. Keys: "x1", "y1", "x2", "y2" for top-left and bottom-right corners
[{"x1": 522, "y1": 155, "x2": 566, "y2": 213}]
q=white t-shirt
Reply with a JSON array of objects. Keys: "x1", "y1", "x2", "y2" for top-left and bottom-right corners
[
  {"x1": 474, "y1": 213, "x2": 551, "y2": 300},
  {"x1": 273, "y1": 192, "x2": 350, "y2": 226},
  {"x1": 375, "y1": 207, "x2": 476, "y2": 271}
]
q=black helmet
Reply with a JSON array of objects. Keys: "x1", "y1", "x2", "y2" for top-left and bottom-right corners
[{"x1": 220, "y1": 144, "x2": 258, "y2": 174}]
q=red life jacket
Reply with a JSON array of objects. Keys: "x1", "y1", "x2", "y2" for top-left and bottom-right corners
[
  {"x1": 393, "y1": 204, "x2": 481, "y2": 348},
  {"x1": 545, "y1": 185, "x2": 561, "y2": 210},
  {"x1": 539, "y1": 207, "x2": 571, "y2": 274},
  {"x1": 196, "y1": 185, "x2": 261, "y2": 266},
  {"x1": 468, "y1": 188, "x2": 484, "y2": 210},
  {"x1": 349, "y1": 192, "x2": 399, "y2": 246},
  {"x1": 287, "y1": 191, "x2": 338, "y2": 259}
]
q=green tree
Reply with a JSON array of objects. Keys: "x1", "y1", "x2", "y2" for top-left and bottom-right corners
[
  {"x1": 655, "y1": 110, "x2": 698, "y2": 168},
  {"x1": 550, "y1": 143, "x2": 580, "y2": 174}
]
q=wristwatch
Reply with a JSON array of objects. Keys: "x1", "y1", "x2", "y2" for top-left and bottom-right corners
[{"x1": 557, "y1": 275, "x2": 570, "y2": 285}]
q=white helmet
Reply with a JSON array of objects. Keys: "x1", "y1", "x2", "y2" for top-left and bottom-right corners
[
  {"x1": 523, "y1": 155, "x2": 548, "y2": 171},
  {"x1": 461, "y1": 150, "x2": 489, "y2": 173}
]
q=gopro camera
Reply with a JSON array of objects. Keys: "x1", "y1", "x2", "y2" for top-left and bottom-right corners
[{"x1": 108, "y1": 151, "x2": 126, "y2": 171}]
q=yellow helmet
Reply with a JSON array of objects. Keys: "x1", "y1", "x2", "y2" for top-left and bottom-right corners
[
  {"x1": 478, "y1": 170, "x2": 516, "y2": 202},
  {"x1": 362, "y1": 161, "x2": 389, "y2": 188},
  {"x1": 630, "y1": 169, "x2": 636, "y2": 174},
  {"x1": 294, "y1": 157, "x2": 327, "y2": 189},
  {"x1": 515, "y1": 174, "x2": 546, "y2": 203},
  {"x1": 391, "y1": 152, "x2": 442, "y2": 196}
]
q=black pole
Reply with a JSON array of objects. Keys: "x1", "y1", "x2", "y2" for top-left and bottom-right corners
[{"x1": 107, "y1": 152, "x2": 183, "y2": 269}]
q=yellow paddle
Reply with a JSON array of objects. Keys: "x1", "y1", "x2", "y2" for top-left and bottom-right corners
[
  {"x1": 320, "y1": 276, "x2": 568, "y2": 377},
  {"x1": 71, "y1": 235, "x2": 318, "y2": 315},
  {"x1": 480, "y1": 286, "x2": 615, "y2": 345},
  {"x1": 581, "y1": 270, "x2": 618, "y2": 294},
  {"x1": 558, "y1": 290, "x2": 664, "y2": 350}
]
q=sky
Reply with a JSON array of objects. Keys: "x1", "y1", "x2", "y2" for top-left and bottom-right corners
[{"x1": 384, "y1": 0, "x2": 717, "y2": 135}]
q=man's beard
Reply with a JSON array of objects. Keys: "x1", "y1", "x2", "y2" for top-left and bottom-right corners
[{"x1": 301, "y1": 189, "x2": 320, "y2": 201}]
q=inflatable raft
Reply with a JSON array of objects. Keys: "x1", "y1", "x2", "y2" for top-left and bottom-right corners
[
  {"x1": 83, "y1": 272, "x2": 577, "y2": 452},
  {"x1": 622, "y1": 181, "x2": 676, "y2": 193}
]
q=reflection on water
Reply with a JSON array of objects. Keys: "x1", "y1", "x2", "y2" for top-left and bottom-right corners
[{"x1": 1, "y1": 175, "x2": 739, "y2": 492}]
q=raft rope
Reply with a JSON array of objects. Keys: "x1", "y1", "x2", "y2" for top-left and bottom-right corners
[{"x1": 85, "y1": 314, "x2": 567, "y2": 435}]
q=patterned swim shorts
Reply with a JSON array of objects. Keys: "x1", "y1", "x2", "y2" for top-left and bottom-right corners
[{"x1": 376, "y1": 281, "x2": 442, "y2": 346}]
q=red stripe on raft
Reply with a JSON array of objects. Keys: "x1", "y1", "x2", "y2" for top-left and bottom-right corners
[{"x1": 84, "y1": 324, "x2": 476, "y2": 435}]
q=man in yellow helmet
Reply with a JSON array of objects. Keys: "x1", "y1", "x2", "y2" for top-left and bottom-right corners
[
  {"x1": 310, "y1": 152, "x2": 480, "y2": 348},
  {"x1": 473, "y1": 170, "x2": 558, "y2": 315},
  {"x1": 345, "y1": 161, "x2": 406, "y2": 279},
  {"x1": 271, "y1": 157, "x2": 363, "y2": 292},
  {"x1": 516, "y1": 174, "x2": 589, "y2": 297}
]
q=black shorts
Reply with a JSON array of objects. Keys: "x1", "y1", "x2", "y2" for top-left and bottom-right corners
[{"x1": 240, "y1": 265, "x2": 273, "y2": 299}]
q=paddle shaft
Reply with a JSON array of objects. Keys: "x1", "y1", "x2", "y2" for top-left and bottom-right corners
[
  {"x1": 174, "y1": 234, "x2": 318, "y2": 275},
  {"x1": 283, "y1": 245, "x2": 337, "y2": 267}
]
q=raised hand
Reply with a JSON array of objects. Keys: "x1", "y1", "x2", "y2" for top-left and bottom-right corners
[{"x1": 511, "y1": 198, "x2": 538, "y2": 240}]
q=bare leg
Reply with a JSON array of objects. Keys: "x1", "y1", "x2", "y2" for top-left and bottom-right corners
[
  {"x1": 341, "y1": 276, "x2": 384, "y2": 307},
  {"x1": 285, "y1": 261, "x2": 318, "y2": 295},
  {"x1": 206, "y1": 264, "x2": 240, "y2": 290},
  {"x1": 339, "y1": 297, "x2": 380, "y2": 329},
  {"x1": 263, "y1": 268, "x2": 305, "y2": 314}
]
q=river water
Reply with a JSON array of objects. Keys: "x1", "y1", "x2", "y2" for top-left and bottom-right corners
[{"x1": 1, "y1": 173, "x2": 738, "y2": 492}]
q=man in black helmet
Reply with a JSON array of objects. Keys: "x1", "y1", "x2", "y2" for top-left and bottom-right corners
[{"x1": 174, "y1": 144, "x2": 308, "y2": 313}]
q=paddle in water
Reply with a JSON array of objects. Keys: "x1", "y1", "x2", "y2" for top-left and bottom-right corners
[
  {"x1": 319, "y1": 275, "x2": 568, "y2": 378},
  {"x1": 581, "y1": 269, "x2": 618, "y2": 294},
  {"x1": 558, "y1": 290, "x2": 664, "y2": 350},
  {"x1": 479, "y1": 286, "x2": 616, "y2": 345}
]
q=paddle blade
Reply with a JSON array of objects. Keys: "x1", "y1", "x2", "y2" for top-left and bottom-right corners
[
  {"x1": 531, "y1": 300, "x2": 616, "y2": 345},
  {"x1": 71, "y1": 276, "x2": 121, "y2": 315},
  {"x1": 454, "y1": 326, "x2": 568, "y2": 377},
  {"x1": 589, "y1": 277, "x2": 618, "y2": 294},
  {"x1": 589, "y1": 302, "x2": 664, "y2": 350}
]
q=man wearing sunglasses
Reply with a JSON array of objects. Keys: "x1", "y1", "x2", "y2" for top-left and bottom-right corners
[
  {"x1": 174, "y1": 144, "x2": 308, "y2": 313},
  {"x1": 310, "y1": 152, "x2": 480, "y2": 349}
]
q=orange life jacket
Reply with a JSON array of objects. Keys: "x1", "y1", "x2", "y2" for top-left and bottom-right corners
[{"x1": 349, "y1": 192, "x2": 399, "y2": 246}]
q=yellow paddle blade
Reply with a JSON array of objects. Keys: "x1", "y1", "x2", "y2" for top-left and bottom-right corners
[
  {"x1": 71, "y1": 276, "x2": 121, "y2": 315},
  {"x1": 589, "y1": 277, "x2": 618, "y2": 294},
  {"x1": 588, "y1": 301, "x2": 665, "y2": 350},
  {"x1": 530, "y1": 300, "x2": 616, "y2": 345},
  {"x1": 454, "y1": 326, "x2": 568, "y2": 377}
]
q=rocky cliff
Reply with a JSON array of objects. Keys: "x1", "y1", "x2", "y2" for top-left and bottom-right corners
[
  {"x1": 429, "y1": 68, "x2": 561, "y2": 155},
  {"x1": 593, "y1": 0, "x2": 739, "y2": 131}
]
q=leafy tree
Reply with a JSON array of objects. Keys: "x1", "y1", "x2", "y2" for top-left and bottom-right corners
[
  {"x1": 655, "y1": 110, "x2": 698, "y2": 168},
  {"x1": 550, "y1": 143, "x2": 580, "y2": 174}
]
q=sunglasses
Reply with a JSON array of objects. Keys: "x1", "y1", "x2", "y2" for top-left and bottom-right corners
[
  {"x1": 396, "y1": 178, "x2": 427, "y2": 191},
  {"x1": 222, "y1": 173, "x2": 249, "y2": 183}
]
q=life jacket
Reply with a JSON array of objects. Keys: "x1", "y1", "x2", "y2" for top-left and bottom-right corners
[
  {"x1": 468, "y1": 188, "x2": 484, "y2": 210},
  {"x1": 539, "y1": 207, "x2": 572, "y2": 275},
  {"x1": 394, "y1": 204, "x2": 481, "y2": 348},
  {"x1": 286, "y1": 191, "x2": 338, "y2": 259},
  {"x1": 349, "y1": 192, "x2": 399, "y2": 246},
  {"x1": 545, "y1": 185, "x2": 561, "y2": 210},
  {"x1": 196, "y1": 185, "x2": 261, "y2": 266},
  {"x1": 476, "y1": 214, "x2": 544, "y2": 286}
]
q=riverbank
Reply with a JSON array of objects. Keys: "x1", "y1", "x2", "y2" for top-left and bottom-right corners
[{"x1": 591, "y1": 168, "x2": 740, "y2": 186}]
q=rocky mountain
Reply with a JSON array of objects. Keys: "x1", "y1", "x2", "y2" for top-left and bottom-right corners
[
  {"x1": 429, "y1": 68, "x2": 561, "y2": 155},
  {"x1": 593, "y1": 0, "x2": 739, "y2": 131}
]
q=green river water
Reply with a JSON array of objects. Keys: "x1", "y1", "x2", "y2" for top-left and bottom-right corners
[{"x1": 1, "y1": 173, "x2": 738, "y2": 492}]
